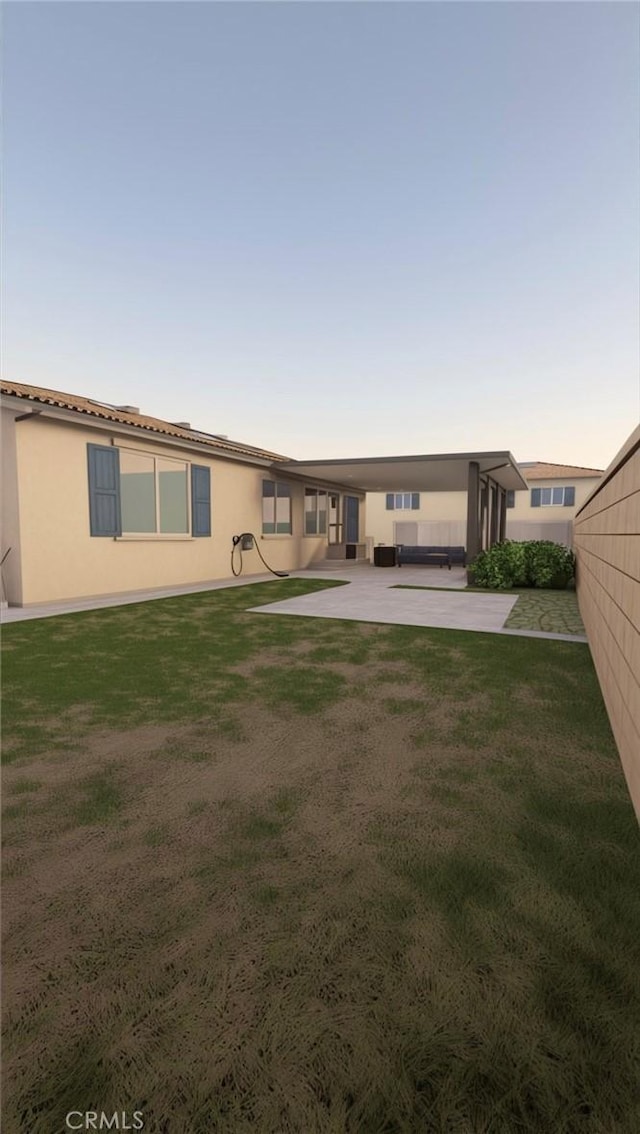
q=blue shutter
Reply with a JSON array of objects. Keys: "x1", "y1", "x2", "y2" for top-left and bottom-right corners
[
  {"x1": 385, "y1": 493, "x2": 395, "y2": 510},
  {"x1": 531, "y1": 488, "x2": 541, "y2": 508},
  {"x1": 411, "y1": 493, "x2": 420, "y2": 510},
  {"x1": 564, "y1": 486, "x2": 575, "y2": 507},
  {"x1": 87, "y1": 444, "x2": 121, "y2": 536},
  {"x1": 191, "y1": 465, "x2": 211, "y2": 536}
]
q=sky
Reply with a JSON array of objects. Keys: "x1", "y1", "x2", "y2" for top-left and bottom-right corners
[{"x1": 4, "y1": 1, "x2": 639, "y2": 469}]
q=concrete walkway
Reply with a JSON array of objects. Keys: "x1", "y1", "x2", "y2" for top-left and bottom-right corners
[
  {"x1": 252, "y1": 566, "x2": 588, "y2": 642},
  {"x1": 1, "y1": 564, "x2": 587, "y2": 641},
  {"x1": 0, "y1": 564, "x2": 464, "y2": 623},
  {"x1": 0, "y1": 572, "x2": 278, "y2": 623},
  {"x1": 251, "y1": 582, "x2": 517, "y2": 633}
]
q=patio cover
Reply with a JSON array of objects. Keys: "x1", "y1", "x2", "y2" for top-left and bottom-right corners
[
  {"x1": 279, "y1": 451, "x2": 527, "y2": 494},
  {"x1": 279, "y1": 451, "x2": 529, "y2": 564}
]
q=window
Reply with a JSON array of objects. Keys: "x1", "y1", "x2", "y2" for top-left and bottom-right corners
[
  {"x1": 119, "y1": 452, "x2": 189, "y2": 534},
  {"x1": 262, "y1": 480, "x2": 291, "y2": 534},
  {"x1": 531, "y1": 486, "x2": 576, "y2": 508},
  {"x1": 304, "y1": 488, "x2": 328, "y2": 535},
  {"x1": 385, "y1": 492, "x2": 420, "y2": 511},
  {"x1": 87, "y1": 444, "x2": 211, "y2": 537},
  {"x1": 506, "y1": 490, "x2": 515, "y2": 509}
]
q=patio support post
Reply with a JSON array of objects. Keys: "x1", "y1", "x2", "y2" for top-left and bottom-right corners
[
  {"x1": 466, "y1": 461, "x2": 481, "y2": 571},
  {"x1": 480, "y1": 479, "x2": 489, "y2": 551},
  {"x1": 498, "y1": 487, "x2": 507, "y2": 542},
  {"x1": 489, "y1": 480, "x2": 499, "y2": 547}
]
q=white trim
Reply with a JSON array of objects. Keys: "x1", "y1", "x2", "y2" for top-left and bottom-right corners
[
  {"x1": 262, "y1": 478, "x2": 293, "y2": 536},
  {"x1": 387, "y1": 491, "x2": 421, "y2": 511},
  {"x1": 118, "y1": 445, "x2": 192, "y2": 536},
  {"x1": 537, "y1": 485, "x2": 574, "y2": 507},
  {"x1": 304, "y1": 486, "x2": 328, "y2": 537}
]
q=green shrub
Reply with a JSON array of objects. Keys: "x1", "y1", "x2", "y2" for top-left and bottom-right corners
[
  {"x1": 471, "y1": 540, "x2": 575, "y2": 590},
  {"x1": 526, "y1": 540, "x2": 576, "y2": 588},
  {"x1": 470, "y1": 542, "x2": 519, "y2": 589}
]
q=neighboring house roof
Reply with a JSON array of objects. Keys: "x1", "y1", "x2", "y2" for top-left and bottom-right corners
[
  {"x1": 0, "y1": 380, "x2": 291, "y2": 463},
  {"x1": 519, "y1": 461, "x2": 604, "y2": 481}
]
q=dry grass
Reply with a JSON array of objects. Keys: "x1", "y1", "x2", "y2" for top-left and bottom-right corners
[{"x1": 2, "y1": 579, "x2": 639, "y2": 1133}]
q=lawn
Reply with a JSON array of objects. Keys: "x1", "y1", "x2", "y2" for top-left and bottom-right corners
[{"x1": 2, "y1": 578, "x2": 639, "y2": 1133}]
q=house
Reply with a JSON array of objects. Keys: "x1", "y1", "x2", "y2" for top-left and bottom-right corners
[
  {"x1": 1, "y1": 381, "x2": 527, "y2": 606},
  {"x1": 0, "y1": 382, "x2": 366, "y2": 606},
  {"x1": 505, "y1": 462, "x2": 604, "y2": 544},
  {"x1": 366, "y1": 461, "x2": 603, "y2": 550}
]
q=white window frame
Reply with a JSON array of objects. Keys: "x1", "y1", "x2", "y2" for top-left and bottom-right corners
[
  {"x1": 117, "y1": 446, "x2": 192, "y2": 539},
  {"x1": 392, "y1": 492, "x2": 419, "y2": 511},
  {"x1": 304, "y1": 487, "x2": 328, "y2": 536},
  {"x1": 262, "y1": 480, "x2": 292, "y2": 536},
  {"x1": 539, "y1": 486, "x2": 573, "y2": 507}
]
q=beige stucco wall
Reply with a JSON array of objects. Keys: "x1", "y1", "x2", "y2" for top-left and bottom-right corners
[
  {"x1": 11, "y1": 414, "x2": 361, "y2": 605},
  {"x1": 506, "y1": 477, "x2": 601, "y2": 546},
  {"x1": 366, "y1": 491, "x2": 466, "y2": 546},
  {"x1": 574, "y1": 427, "x2": 640, "y2": 822},
  {"x1": 508, "y1": 476, "x2": 601, "y2": 520}
]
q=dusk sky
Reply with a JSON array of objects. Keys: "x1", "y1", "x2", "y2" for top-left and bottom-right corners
[{"x1": 4, "y1": 1, "x2": 639, "y2": 468}]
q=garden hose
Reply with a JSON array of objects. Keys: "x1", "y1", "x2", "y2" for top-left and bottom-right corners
[{"x1": 231, "y1": 533, "x2": 289, "y2": 579}]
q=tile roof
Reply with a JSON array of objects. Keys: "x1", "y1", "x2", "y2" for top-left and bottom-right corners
[
  {"x1": 1, "y1": 381, "x2": 291, "y2": 463},
  {"x1": 521, "y1": 461, "x2": 604, "y2": 480}
]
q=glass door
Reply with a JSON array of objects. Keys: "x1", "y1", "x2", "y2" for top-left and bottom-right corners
[
  {"x1": 328, "y1": 493, "x2": 342, "y2": 544},
  {"x1": 345, "y1": 496, "x2": 359, "y2": 543}
]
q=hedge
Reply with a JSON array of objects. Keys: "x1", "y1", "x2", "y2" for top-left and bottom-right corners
[{"x1": 471, "y1": 540, "x2": 575, "y2": 590}]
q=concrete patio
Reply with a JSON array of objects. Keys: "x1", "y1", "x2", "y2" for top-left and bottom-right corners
[{"x1": 250, "y1": 565, "x2": 586, "y2": 640}]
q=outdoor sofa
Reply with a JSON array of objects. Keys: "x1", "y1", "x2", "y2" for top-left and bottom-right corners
[{"x1": 396, "y1": 545, "x2": 466, "y2": 569}]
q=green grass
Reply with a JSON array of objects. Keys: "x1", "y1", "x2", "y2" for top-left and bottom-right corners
[
  {"x1": 144, "y1": 825, "x2": 170, "y2": 847},
  {"x1": 2, "y1": 577, "x2": 639, "y2": 1133},
  {"x1": 1, "y1": 577, "x2": 348, "y2": 764},
  {"x1": 71, "y1": 768, "x2": 124, "y2": 826},
  {"x1": 7, "y1": 777, "x2": 42, "y2": 794},
  {"x1": 392, "y1": 583, "x2": 470, "y2": 595}
]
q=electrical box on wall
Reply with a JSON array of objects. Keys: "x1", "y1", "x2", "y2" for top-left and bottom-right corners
[{"x1": 230, "y1": 530, "x2": 288, "y2": 578}]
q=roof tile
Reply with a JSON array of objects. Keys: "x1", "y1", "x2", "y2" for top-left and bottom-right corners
[
  {"x1": 523, "y1": 461, "x2": 604, "y2": 480},
  {"x1": 1, "y1": 381, "x2": 291, "y2": 463}
]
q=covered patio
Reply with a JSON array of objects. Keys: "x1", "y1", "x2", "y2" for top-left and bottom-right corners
[{"x1": 280, "y1": 450, "x2": 528, "y2": 568}]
